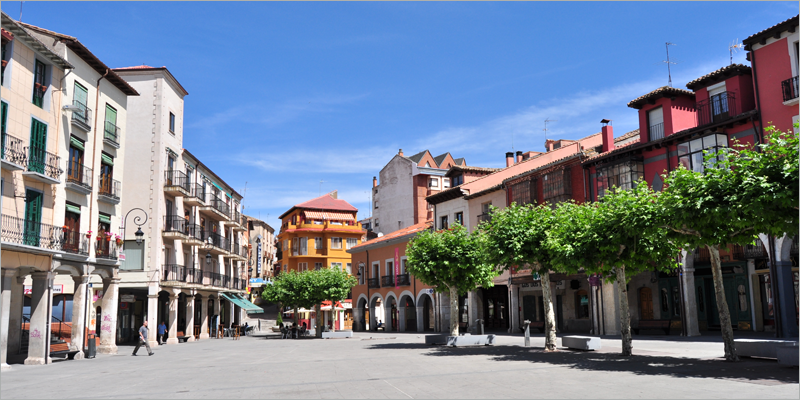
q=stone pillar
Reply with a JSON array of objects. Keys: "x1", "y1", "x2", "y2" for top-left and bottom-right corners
[
  {"x1": 25, "y1": 271, "x2": 52, "y2": 365},
  {"x1": 213, "y1": 297, "x2": 221, "y2": 337},
  {"x1": 226, "y1": 300, "x2": 234, "y2": 328},
  {"x1": 146, "y1": 294, "x2": 159, "y2": 347},
  {"x1": 775, "y1": 260, "x2": 798, "y2": 337},
  {"x1": 601, "y1": 280, "x2": 620, "y2": 335},
  {"x1": 98, "y1": 277, "x2": 120, "y2": 354},
  {"x1": 467, "y1": 291, "x2": 478, "y2": 334},
  {"x1": 509, "y1": 285, "x2": 520, "y2": 334},
  {"x1": 167, "y1": 290, "x2": 179, "y2": 344},
  {"x1": 199, "y1": 295, "x2": 209, "y2": 339},
  {"x1": 680, "y1": 251, "x2": 701, "y2": 336},
  {"x1": 1, "y1": 269, "x2": 16, "y2": 370},
  {"x1": 398, "y1": 305, "x2": 406, "y2": 332},
  {"x1": 8, "y1": 276, "x2": 24, "y2": 357},
  {"x1": 384, "y1": 300, "x2": 393, "y2": 332},
  {"x1": 746, "y1": 260, "x2": 758, "y2": 331},
  {"x1": 185, "y1": 294, "x2": 195, "y2": 342},
  {"x1": 416, "y1": 305, "x2": 424, "y2": 332},
  {"x1": 550, "y1": 282, "x2": 559, "y2": 333},
  {"x1": 69, "y1": 275, "x2": 90, "y2": 359}
]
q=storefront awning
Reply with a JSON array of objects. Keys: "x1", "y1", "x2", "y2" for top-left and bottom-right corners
[
  {"x1": 220, "y1": 292, "x2": 263, "y2": 314},
  {"x1": 302, "y1": 211, "x2": 354, "y2": 221}
]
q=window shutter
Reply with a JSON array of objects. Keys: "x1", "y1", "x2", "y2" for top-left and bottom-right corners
[
  {"x1": 65, "y1": 203, "x2": 81, "y2": 214},
  {"x1": 98, "y1": 213, "x2": 111, "y2": 224},
  {"x1": 101, "y1": 152, "x2": 114, "y2": 166},
  {"x1": 70, "y1": 136, "x2": 85, "y2": 151}
]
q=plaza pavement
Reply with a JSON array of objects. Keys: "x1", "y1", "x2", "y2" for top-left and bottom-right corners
[{"x1": 1, "y1": 331, "x2": 797, "y2": 399}]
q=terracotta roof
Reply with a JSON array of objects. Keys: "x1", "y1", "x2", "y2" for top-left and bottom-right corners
[
  {"x1": 347, "y1": 221, "x2": 431, "y2": 252},
  {"x1": 743, "y1": 15, "x2": 799, "y2": 47},
  {"x1": 627, "y1": 86, "x2": 695, "y2": 109},
  {"x1": 445, "y1": 165, "x2": 501, "y2": 177},
  {"x1": 18, "y1": 22, "x2": 139, "y2": 96},
  {"x1": 583, "y1": 137, "x2": 642, "y2": 163},
  {"x1": 1, "y1": 28, "x2": 14, "y2": 41},
  {"x1": 614, "y1": 129, "x2": 640, "y2": 143},
  {"x1": 685, "y1": 64, "x2": 751, "y2": 90},
  {"x1": 279, "y1": 192, "x2": 358, "y2": 220}
]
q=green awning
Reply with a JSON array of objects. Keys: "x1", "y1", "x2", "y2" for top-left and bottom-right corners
[
  {"x1": 66, "y1": 203, "x2": 81, "y2": 214},
  {"x1": 98, "y1": 214, "x2": 111, "y2": 224},
  {"x1": 220, "y1": 292, "x2": 263, "y2": 314},
  {"x1": 101, "y1": 153, "x2": 114, "y2": 166},
  {"x1": 70, "y1": 136, "x2": 85, "y2": 151}
]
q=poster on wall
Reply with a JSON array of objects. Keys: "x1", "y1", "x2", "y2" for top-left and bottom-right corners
[
  {"x1": 24, "y1": 284, "x2": 63, "y2": 295},
  {"x1": 394, "y1": 248, "x2": 400, "y2": 288}
]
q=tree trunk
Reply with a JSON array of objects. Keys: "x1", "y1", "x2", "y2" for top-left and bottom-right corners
[
  {"x1": 449, "y1": 286, "x2": 459, "y2": 336},
  {"x1": 315, "y1": 303, "x2": 323, "y2": 338},
  {"x1": 616, "y1": 264, "x2": 633, "y2": 356},
  {"x1": 707, "y1": 244, "x2": 739, "y2": 361},
  {"x1": 540, "y1": 270, "x2": 558, "y2": 351},
  {"x1": 294, "y1": 306, "x2": 298, "y2": 325}
]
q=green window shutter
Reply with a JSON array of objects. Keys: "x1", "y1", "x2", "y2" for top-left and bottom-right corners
[
  {"x1": 105, "y1": 104, "x2": 117, "y2": 125},
  {"x1": 101, "y1": 152, "x2": 114, "y2": 166},
  {"x1": 1, "y1": 101, "x2": 7, "y2": 135},
  {"x1": 24, "y1": 189, "x2": 43, "y2": 246},
  {"x1": 32, "y1": 60, "x2": 45, "y2": 107},
  {"x1": 28, "y1": 119, "x2": 47, "y2": 174},
  {"x1": 73, "y1": 82, "x2": 88, "y2": 106},
  {"x1": 65, "y1": 203, "x2": 81, "y2": 214},
  {"x1": 98, "y1": 213, "x2": 111, "y2": 224},
  {"x1": 70, "y1": 136, "x2": 85, "y2": 151}
]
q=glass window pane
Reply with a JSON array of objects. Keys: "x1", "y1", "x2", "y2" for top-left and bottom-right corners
[
  {"x1": 716, "y1": 134, "x2": 728, "y2": 147},
  {"x1": 677, "y1": 143, "x2": 689, "y2": 155},
  {"x1": 703, "y1": 136, "x2": 716, "y2": 149},
  {"x1": 690, "y1": 139, "x2": 702, "y2": 153},
  {"x1": 692, "y1": 152, "x2": 704, "y2": 172},
  {"x1": 679, "y1": 156, "x2": 691, "y2": 170}
]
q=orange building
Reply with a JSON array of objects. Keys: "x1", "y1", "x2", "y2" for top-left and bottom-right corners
[{"x1": 276, "y1": 191, "x2": 365, "y2": 329}]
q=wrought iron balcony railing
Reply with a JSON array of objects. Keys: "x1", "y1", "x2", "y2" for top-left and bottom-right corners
[
  {"x1": 66, "y1": 161, "x2": 92, "y2": 190},
  {"x1": 95, "y1": 238, "x2": 118, "y2": 260},
  {"x1": 188, "y1": 183, "x2": 206, "y2": 202},
  {"x1": 26, "y1": 146, "x2": 62, "y2": 180},
  {"x1": 206, "y1": 232, "x2": 228, "y2": 251},
  {"x1": 104, "y1": 121, "x2": 120, "y2": 146},
  {"x1": 99, "y1": 176, "x2": 121, "y2": 201},
  {"x1": 163, "y1": 264, "x2": 185, "y2": 281},
  {"x1": 208, "y1": 196, "x2": 230, "y2": 218},
  {"x1": 164, "y1": 215, "x2": 190, "y2": 234},
  {"x1": 648, "y1": 122, "x2": 664, "y2": 141},
  {"x1": 367, "y1": 278, "x2": 380, "y2": 289},
  {"x1": 2, "y1": 132, "x2": 26, "y2": 166},
  {"x1": 62, "y1": 229, "x2": 89, "y2": 255},
  {"x1": 381, "y1": 275, "x2": 394, "y2": 287},
  {"x1": 1, "y1": 215, "x2": 63, "y2": 250},
  {"x1": 743, "y1": 242, "x2": 768, "y2": 259},
  {"x1": 395, "y1": 273, "x2": 411, "y2": 286},
  {"x1": 697, "y1": 91, "x2": 738, "y2": 126},
  {"x1": 782, "y1": 76, "x2": 799, "y2": 102},
  {"x1": 477, "y1": 213, "x2": 492, "y2": 224},
  {"x1": 164, "y1": 170, "x2": 190, "y2": 192},
  {"x1": 70, "y1": 100, "x2": 92, "y2": 129}
]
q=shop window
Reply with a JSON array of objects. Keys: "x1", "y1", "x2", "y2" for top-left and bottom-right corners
[{"x1": 576, "y1": 290, "x2": 589, "y2": 319}]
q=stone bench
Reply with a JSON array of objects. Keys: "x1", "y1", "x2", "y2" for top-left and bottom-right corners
[
  {"x1": 562, "y1": 335, "x2": 601, "y2": 351},
  {"x1": 777, "y1": 343, "x2": 799, "y2": 367},
  {"x1": 425, "y1": 334, "x2": 450, "y2": 345},
  {"x1": 446, "y1": 334, "x2": 495, "y2": 347},
  {"x1": 321, "y1": 331, "x2": 353, "y2": 339},
  {"x1": 735, "y1": 339, "x2": 797, "y2": 359}
]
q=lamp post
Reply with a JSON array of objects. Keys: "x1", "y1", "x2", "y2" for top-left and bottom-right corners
[{"x1": 121, "y1": 208, "x2": 148, "y2": 251}]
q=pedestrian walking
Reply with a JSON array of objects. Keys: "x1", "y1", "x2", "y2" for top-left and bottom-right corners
[
  {"x1": 132, "y1": 320, "x2": 154, "y2": 356},
  {"x1": 158, "y1": 321, "x2": 167, "y2": 345}
]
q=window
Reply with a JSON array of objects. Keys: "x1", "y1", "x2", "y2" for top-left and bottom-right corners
[
  {"x1": 32, "y1": 60, "x2": 46, "y2": 107},
  {"x1": 292, "y1": 238, "x2": 298, "y2": 256},
  {"x1": 346, "y1": 263, "x2": 352, "y2": 275},
  {"x1": 331, "y1": 262, "x2": 343, "y2": 271},
  {"x1": 1, "y1": 39, "x2": 8, "y2": 85},
  {"x1": 299, "y1": 237, "x2": 307, "y2": 256},
  {"x1": 385, "y1": 261, "x2": 393, "y2": 276},
  {"x1": 429, "y1": 177, "x2": 438, "y2": 188},
  {"x1": 104, "y1": 104, "x2": 118, "y2": 144},
  {"x1": 331, "y1": 237, "x2": 342, "y2": 249},
  {"x1": 400, "y1": 258, "x2": 407, "y2": 274},
  {"x1": 677, "y1": 134, "x2": 728, "y2": 173},
  {"x1": 298, "y1": 262, "x2": 308, "y2": 272},
  {"x1": 346, "y1": 238, "x2": 357, "y2": 249},
  {"x1": 542, "y1": 168, "x2": 572, "y2": 206},
  {"x1": 99, "y1": 153, "x2": 114, "y2": 196},
  {"x1": 169, "y1": 112, "x2": 176, "y2": 133},
  {"x1": 67, "y1": 136, "x2": 85, "y2": 185},
  {"x1": 576, "y1": 290, "x2": 589, "y2": 319},
  {"x1": 510, "y1": 179, "x2": 535, "y2": 206},
  {"x1": 372, "y1": 261, "x2": 380, "y2": 279},
  {"x1": 314, "y1": 262, "x2": 322, "y2": 271},
  {"x1": 443, "y1": 178, "x2": 451, "y2": 188},
  {"x1": 647, "y1": 107, "x2": 664, "y2": 141},
  {"x1": 72, "y1": 82, "x2": 89, "y2": 125},
  {"x1": 595, "y1": 161, "x2": 644, "y2": 199},
  {"x1": 452, "y1": 174, "x2": 464, "y2": 186},
  {"x1": 315, "y1": 237, "x2": 323, "y2": 249},
  {"x1": 454, "y1": 212, "x2": 463, "y2": 226},
  {"x1": 440, "y1": 215, "x2": 448, "y2": 230},
  {"x1": 121, "y1": 240, "x2": 145, "y2": 270}
]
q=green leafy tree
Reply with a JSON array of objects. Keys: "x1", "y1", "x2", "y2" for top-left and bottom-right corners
[
  {"x1": 549, "y1": 184, "x2": 679, "y2": 356},
  {"x1": 481, "y1": 203, "x2": 566, "y2": 351},
  {"x1": 406, "y1": 223, "x2": 499, "y2": 336},
  {"x1": 262, "y1": 271, "x2": 305, "y2": 325}
]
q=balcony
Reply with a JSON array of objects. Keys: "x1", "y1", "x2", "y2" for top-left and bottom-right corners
[
  {"x1": 98, "y1": 176, "x2": 121, "y2": 204},
  {"x1": 367, "y1": 278, "x2": 380, "y2": 289},
  {"x1": 782, "y1": 76, "x2": 799, "y2": 105},
  {"x1": 396, "y1": 273, "x2": 411, "y2": 287},
  {"x1": 70, "y1": 100, "x2": 92, "y2": 132},
  {"x1": 381, "y1": 275, "x2": 394, "y2": 287},
  {"x1": 65, "y1": 161, "x2": 92, "y2": 195},
  {"x1": 182, "y1": 224, "x2": 204, "y2": 246},
  {"x1": 61, "y1": 229, "x2": 89, "y2": 256},
  {"x1": 199, "y1": 195, "x2": 230, "y2": 221},
  {"x1": 163, "y1": 264, "x2": 186, "y2": 283},
  {"x1": 95, "y1": 239, "x2": 118, "y2": 261},
  {"x1": 233, "y1": 213, "x2": 247, "y2": 231},
  {"x1": 693, "y1": 247, "x2": 710, "y2": 264},
  {"x1": 225, "y1": 210, "x2": 240, "y2": 227},
  {"x1": 164, "y1": 170, "x2": 190, "y2": 196},
  {"x1": 184, "y1": 183, "x2": 206, "y2": 206},
  {"x1": 648, "y1": 122, "x2": 664, "y2": 141},
  {"x1": 1, "y1": 132, "x2": 26, "y2": 171},
  {"x1": 1, "y1": 214, "x2": 63, "y2": 252},
  {"x1": 22, "y1": 146, "x2": 62, "y2": 184},
  {"x1": 743, "y1": 242, "x2": 768, "y2": 259},
  {"x1": 103, "y1": 121, "x2": 120, "y2": 148},
  {"x1": 229, "y1": 244, "x2": 248, "y2": 261},
  {"x1": 162, "y1": 215, "x2": 190, "y2": 241},
  {"x1": 697, "y1": 91, "x2": 738, "y2": 127},
  {"x1": 205, "y1": 232, "x2": 229, "y2": 255}
]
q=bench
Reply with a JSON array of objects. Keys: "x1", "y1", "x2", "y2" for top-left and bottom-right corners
[
  {"x1": 321, "y1": 331, "x2": 353, "y2": 339},
  {"x1": 633, "y1": 320, "x2": 671, "y2": 335},
  {"x1": 446, "y1": 334, "x2": 495, "y2": 347},
  {"x1": 562, "y1": 335, "x2": 601, "y2": 351},
  {"x1": 176, "y1": 331, "x2": 190, "y2": 343},
  {"x1": 50, "y1": 343, "x2": 80, "y2": 359},
  {"x1": 735, "y1": 339, "x2": 797, "y2": 359}
]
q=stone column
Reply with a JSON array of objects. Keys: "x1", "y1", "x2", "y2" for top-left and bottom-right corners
[
  {"x1": 509, "y1": 285, "x2": 520, "y2": 334},
  {"x1": 8, "y1": 276, "x2": 24, "y2": 357},
  {"x1": 199, "y1": 295, "x2": 209, "y2": 339},
  {"x1": 185, "y1": 294, "x2": 195, "y2": 342},
  {"x1": 167, "y1": 290, "x2": 179, "y2": 344},
  {"x1": 98, "y1": 277, "x2": 120, "y2": 354},
  {"x1": 226, "y1": 300, "x2": 234, "y2": 328},
  {"x1": 398, "y1": 305, "x2": 406, "y2": 332},
  {"x1": 746, "y1": 260, "x2": 758, "y2": 331},
  {"x1": 1, "y1": 269, "x2": 16, "y2": 370},
  {"x1": 601, "y1": 280, "x2": 620, "y2": 335},
  {"x1": 775, "y1": 260, "x2": 798, "y2": 338},
  {"x1": 69, "y1": 275, "x2": 90, "y2": 359},
  {"x1": 416, "y1": 305, "x2": 425, "y2": 332},
  {"x1": 680, "y1": 250, "x2": 701, "y2": 336},
  {"x1": 25, "y1": 271, "x2": 52, "y2": 365},
  {"x1": 384, "y1": 301, "x2": 393, "y2": 332},
  {"x1": 467, "y1": 291, "x2": 478, "y2": 334},
  {"x1": 147, "y1": 294, "x2": 159, "y2": 347},
  {"x1": 213, "y1": 297, "x2": 221, "y2": 337}
]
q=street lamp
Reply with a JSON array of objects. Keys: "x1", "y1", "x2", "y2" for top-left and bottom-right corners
[{"x1": 121, "y1": 208, "x2": 148, "y2": 251}]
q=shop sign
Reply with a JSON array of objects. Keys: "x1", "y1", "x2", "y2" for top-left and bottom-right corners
[
  {"x1": 394, "y1": 248, "x2": 400, "y2": 288},
  {"x1": 24, "y1": 284, "x2": 63, "y2": 295},
  {"x1": 520, "y1": 280, "x2": 565, "y2": 290},
  {"x1": 256, "y1": 240, "x2": 263, "y2": 275},
  {"x1": 120, "y1": 294, "x2": 136, "y2": 303},
  {"x1": 118, "y1": 252, "x2": 126, "y2": 261}
]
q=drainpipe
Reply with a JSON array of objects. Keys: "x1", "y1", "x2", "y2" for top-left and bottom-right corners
[
  {"x1": 88, "y1": 69, "x2": 109, "y2": 249},
  {"x1": 748, "y1": 49, "x2": 764, "y2": 145}
]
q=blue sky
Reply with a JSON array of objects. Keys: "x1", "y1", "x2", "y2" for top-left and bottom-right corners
[{"x1": 6, "y1": 1, "x2": 796, "y2": 230}]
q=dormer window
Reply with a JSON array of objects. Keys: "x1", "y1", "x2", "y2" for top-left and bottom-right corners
[{"x1": 648, "y1": 107, "x2": 664, "y2": 141}]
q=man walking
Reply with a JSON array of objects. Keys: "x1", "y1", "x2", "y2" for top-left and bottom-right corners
[
  {"x1": 158, "y1": 321, "x2": 167, "y2": 345},
  {"x1": 132, "y1": 320, "x2": 154, "y2": 356}
]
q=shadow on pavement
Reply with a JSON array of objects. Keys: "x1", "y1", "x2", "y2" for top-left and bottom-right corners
[{"x1": 365, "y1": 342, "x2": 799, "y2": 385}]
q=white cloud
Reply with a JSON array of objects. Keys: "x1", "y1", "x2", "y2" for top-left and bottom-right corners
[{"x1": 235, "y1": 145, "x2": 396, "y2": 174}]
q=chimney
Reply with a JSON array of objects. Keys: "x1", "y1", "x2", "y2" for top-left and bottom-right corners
[
  {"x1": 398, "y1": 149, "x2": 404, "y2": 157},
  {"x1": 544, "y1": 139, "x2": 556, "y2": 152},
  {"x1": 601, "y1": 119, "x2": 614, "y2": 153},
  {"x1": 505, "y1": 152, "x2": 514, "y2": 167},
  {"x1": 373, "y1": 176, "x2": 377, "y2": 187},
  {"x1": 516, "y1": 151, "x2": 523, "y2": 164}
]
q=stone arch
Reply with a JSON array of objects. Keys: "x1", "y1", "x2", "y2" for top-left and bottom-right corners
[
  {"x1": 384, "y1": 292, "x2": 398, "y2": 332},
  {"x1": 354, "y1": 294, "x2": 369, "y2": 331},
  {"x1": 416, "y1": 291, "x2": 436, "y2": 332},
  {"x1": 368, "y1": 293, "x2": 384, "y2": 331},
  {"x1": 397, "y1": 290, "x2": 416, "y2": 332},
  {"x1": 52, "y1": 262, "x2": 84, "y2": 277}
]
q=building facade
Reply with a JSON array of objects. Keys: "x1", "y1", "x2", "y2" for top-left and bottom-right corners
[{"x1": 245, "y1": 216, "x2": 276, "y2": 303}]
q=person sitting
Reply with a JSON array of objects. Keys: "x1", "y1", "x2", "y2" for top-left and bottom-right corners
[
  {"x1": 243, "y1": 322, "x2": 249, "y2": 336},
  {"x1": 291, "y1": 322, "x2": 298, "y2": 339},
  {"x1": 279, "y1": 323, "x2": 289, "y2": 339},
  {"x1": 376, "y1": 321, "x2": 384, "y2": 331}
]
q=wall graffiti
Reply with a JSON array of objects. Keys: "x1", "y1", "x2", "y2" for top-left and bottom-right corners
[{"x1": 30, "y1": 329, "x2": 42, "y2": 339}]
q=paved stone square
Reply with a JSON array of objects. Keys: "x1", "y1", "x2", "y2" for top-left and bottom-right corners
[{"x1": 1, "y1": 332, "x2": 798, "y2": 399}]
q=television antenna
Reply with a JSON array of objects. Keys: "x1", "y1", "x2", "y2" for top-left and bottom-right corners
[
  {"x1": 660, "y1": 42, "x2": 679, "y2": 87},
  {"x1": 543, "y1": 118, "x2": 558, "y2": 143},
  {"x1": 729, "y1": 40, "x2": 743, "y2": 65}
]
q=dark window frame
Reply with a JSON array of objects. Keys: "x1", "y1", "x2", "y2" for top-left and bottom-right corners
[
  {"x1": 542, "y1": 168, "x2": 572, "y2": 206},
  {"x1": 677, "y1": 133, "x2": 728, "y2": 174},
  {"x1": 595, "y1": 160, "x2": 644, "y2": 199}
]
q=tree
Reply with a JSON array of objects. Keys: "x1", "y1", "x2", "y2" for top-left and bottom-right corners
[
  {"x1": 549, "y1": 184, "x2": 680, "y2": 356},
  {"x1": 262, "y1": 271, "x2": 305, "y2": 325},
  {"x1": 406, "y1": 223, "x2": 499, "y2": 336},
  {"x1": 481, "y1": 203, "x2": 565, "y2": 351}
]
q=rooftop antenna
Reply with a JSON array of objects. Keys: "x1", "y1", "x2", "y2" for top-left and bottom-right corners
[
  {"x1": 19, "y1": 1, "x2": 24, "y2": 21},
  {"x1": 543, "y1": 118, "x2": 558, "y2": 143},
  {"x1": 241, "y1": 181, "x2": 248, "y2": 208},
  {"x1": 729, "y1": 40, "x2": 743, "y2": 65},
  {"x1": 661, "y1": 42, "x2": 679, "y2": 87}
]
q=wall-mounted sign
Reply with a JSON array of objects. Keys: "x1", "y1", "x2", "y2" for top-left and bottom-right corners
[
  {"x1": 256, "y1": 240, "x2": 263, "y2": 275},
  {"x1": 24, "y1": 284, "x2": 63, "y2": 295},
  {"x1": 520, "y1": 280, "x2": 566, "y2": 290},
  {"x1": 120, "y1": 294, "x2": 136, "y2": 303}
]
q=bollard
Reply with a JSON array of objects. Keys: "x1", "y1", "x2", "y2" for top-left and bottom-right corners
[
  {"x1": 479, "y1": 319, "x2": 484, "y2": 335},
  {"x1": 523, "y1": 320, "x2": 531, "y2": 347}
]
